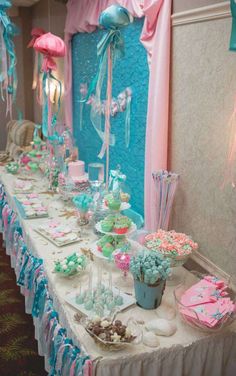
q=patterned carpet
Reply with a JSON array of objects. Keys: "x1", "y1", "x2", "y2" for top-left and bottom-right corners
[{"x1": 0, "y1": 235, "x2": 47, "y2": 376}]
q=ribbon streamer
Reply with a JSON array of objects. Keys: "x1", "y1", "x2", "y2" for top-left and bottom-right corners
[
  {"x1": 0, "y1": 0, "x2": 19, "y2": 118},
  {"x1": 28, "y1": 27, "x2": 45, "y2": 105}
]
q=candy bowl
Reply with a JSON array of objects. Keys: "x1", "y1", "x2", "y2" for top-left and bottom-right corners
[
  {"x1": 174, "y1": 271, "x2": 236, "y2": 333},
  {"x1": 6, "y1": 162, "x2": 20, "y2": 175},
  {"x1": 114, "y1": 249, "x2": 131, "y2": 277},
  {"x1": 136, "y1": 230, "x2": 198, "y2": 285},
  {"x1": 54, "y1": 253, "x2": 88, "y2": 277},
  {"x1": 80, "y1": 316, "x2": 142, "y2": 351},
  {"x1": 113, "y1": 246, "x2": 136, "y2": 290}
]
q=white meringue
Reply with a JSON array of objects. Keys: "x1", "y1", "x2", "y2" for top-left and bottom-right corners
[
  {"x1": 145, "y1": 319, "x2": 176, "y2": 337},
  {"x1": 143, "y1": 332, "x2": 160, "y2": 348}
]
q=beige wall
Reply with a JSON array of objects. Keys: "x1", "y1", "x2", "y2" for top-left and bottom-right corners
[
  {"x1": 173, "y1": 0, "x2": 228, "y2": 13},
  {"x1": 170, "y1": 13, "x2": 236, "y2": 278},
  {"x1": 0, "y1": 10, "x2": 33, "y2": 150},
  {"x1": 31, "y1": 0, "x2": 66, "y2": 125}
]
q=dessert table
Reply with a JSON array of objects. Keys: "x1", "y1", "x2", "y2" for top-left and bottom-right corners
[{"x1": 0, "y1": 168, "x2": 236, "y2": 376}]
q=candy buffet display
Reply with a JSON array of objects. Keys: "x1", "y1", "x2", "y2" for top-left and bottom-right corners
[
  {"x1": 144, "y1": 230, "x2": 198, "y2": 267},
  {"x1": 130, "y1": 250, "x2": 171, "y2": 309},
  {"x1": 174, "y1": 274, "x2": 236, "y2": 331},
  {"x1": 65, "y1": 284, "x2": 135, "y2": 318},
  {"x1": 54, "y1": 253, "x2": 87, "y2": 276},
  {"x1": 35, "y1": 220, "x2": 81, "y2": 247},
  {"x1": 14, "y1": 193, "x2": 48, "y2": 219},
  {"x1": 82, "y1": 316, "x2": 141, "y2": 350}
]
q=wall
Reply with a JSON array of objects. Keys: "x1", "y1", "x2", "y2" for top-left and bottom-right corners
[
  {"x1": 170, "y1": 6, "x2": 236, "y2": 278},
  {"x1": 173, "y1": 0, "x2": 227, "y2": 13},
  {"x1": 72, "y1": 19, "x2": 149, "y2": 216},
  {"x1": 0, "y1": 8, "x2": 33, "y2": 150},
  {"x1": 31, "y1": 0, "x2": 66, "y2": 125}
]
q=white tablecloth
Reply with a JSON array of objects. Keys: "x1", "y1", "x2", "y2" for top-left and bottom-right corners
[{"x1": 1, "y1": 168, "x2": 236, "y2": 376}]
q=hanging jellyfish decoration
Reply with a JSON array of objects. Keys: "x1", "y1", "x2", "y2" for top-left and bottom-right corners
[
  {"x1": 33, "y1": 32, "x2": 66, "y2": 139},
  {"x1": 81, "y1": 5, "x2": 132, "y2": 183},
  {"x1": 0, "y1": 0, "x2": 19, "y2": 118},
  {"x1": 27, "y1": 27, "x2": 46, "y2": 105}
]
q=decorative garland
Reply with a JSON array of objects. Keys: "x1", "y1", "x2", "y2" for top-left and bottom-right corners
[{"x1": 0, "y1": 184, "x2": 92, "y2": 376}]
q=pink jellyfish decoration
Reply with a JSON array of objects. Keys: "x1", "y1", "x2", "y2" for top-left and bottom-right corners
[{"x1": 33, "y1": 32, "x2": 66, "y2": 138}]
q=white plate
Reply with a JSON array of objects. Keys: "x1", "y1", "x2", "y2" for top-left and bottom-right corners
[
  {"x1": 34, "y1": 228, "x2": 82, "y2": 247},
  {"x1": 65, "y1": 286, "x2": 135, "y2": 318},
  {"x1": 102, "y1": 202, "x2": 131, "y2": 211},
  {"x1": 90, "y1": 239, "x2": 143, "y2": 261},
  {"x1": 95, "y1": 222, "x2": 137, "y2": 236}
]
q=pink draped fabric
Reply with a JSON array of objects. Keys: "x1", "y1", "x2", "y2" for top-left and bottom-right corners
[{"x1": 64, "y1": 0, "x2": 172, "y2": 230}]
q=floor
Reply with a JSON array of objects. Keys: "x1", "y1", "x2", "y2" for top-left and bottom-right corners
[{"x1": 0, "y1": 235, "x2": 47, "y2": 376}]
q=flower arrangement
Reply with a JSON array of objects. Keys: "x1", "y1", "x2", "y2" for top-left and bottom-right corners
[
  {"x1": 145, "y1": 230, "x2": 198, "y2": 259},
  {"x1": 130, "y1": 250, "x2": 171, "y2": 285}
]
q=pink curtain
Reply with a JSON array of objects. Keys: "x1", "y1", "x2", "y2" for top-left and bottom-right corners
[{"x1": 64, "y1": 0, "x2": 172, "y2": 230}]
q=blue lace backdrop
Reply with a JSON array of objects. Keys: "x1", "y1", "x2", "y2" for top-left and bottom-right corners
[{"x1": 72, "y1": 18, "x2": 148, "y2": 216}]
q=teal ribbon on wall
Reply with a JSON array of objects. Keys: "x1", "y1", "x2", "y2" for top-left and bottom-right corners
[
  {"x1": 230, "y1": 0, "x2": 236, "y2": 50},
  {"x1": 0, "y1": 1, "x2": 19, "y2": 116}
]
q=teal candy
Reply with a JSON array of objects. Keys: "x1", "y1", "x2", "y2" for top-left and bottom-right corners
[
  {"x1": 72, "y1": 18, "x2": 148, "y2": 216},
  {"x1": 230, "y1": 0, "x2": 236, "y2": 51},
  {"x1": 134, "y1": 279, "x2": 165, "y2": 310}
]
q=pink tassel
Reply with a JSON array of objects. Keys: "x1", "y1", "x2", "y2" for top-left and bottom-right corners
[
  {"x1": 84, "y1": 359, "x2": 93, "y2": 376},
  {"x1": 69, "y1": 359, "x2": 77, "y2": 376}
]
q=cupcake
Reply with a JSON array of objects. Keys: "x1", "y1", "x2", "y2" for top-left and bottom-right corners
[
  {"x1": 104, "y1": 194, "x2": 113, "y2": 207},
  {"x1": 120, "y1": 192, "x2": 130, "y2": 203},
  {"x1": 102, "y1": 243, "x2": 115, "y2": 258},
  {"x1": 97, "y1": 235, "x2": 113, "y2": 252},
  {"x1": 107, "y1": 198, "x2": 121, "y2": 211},
  {"x1": 114, "y1": 216, "x2": 132, "y2": 234},
  {"x1": 100, "y1": 219, "x2": 114, "y2": 232}
]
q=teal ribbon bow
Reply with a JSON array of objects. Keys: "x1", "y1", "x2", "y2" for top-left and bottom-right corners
[{"x1": 109, "y1": 167, "x2": 126, "y2": 192}]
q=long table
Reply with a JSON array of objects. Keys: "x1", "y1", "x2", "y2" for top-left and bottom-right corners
[{"x1": 0, "y1": 168, "x2": 236, "y2": 376}]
